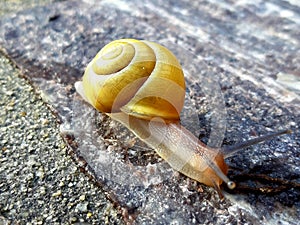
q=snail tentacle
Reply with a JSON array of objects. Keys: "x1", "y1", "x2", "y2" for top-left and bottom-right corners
[{"x1": 221, "y1": 129, "x2": 291, "y2": 159}]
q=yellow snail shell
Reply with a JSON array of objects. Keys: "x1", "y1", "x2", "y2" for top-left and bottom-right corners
[{"x1": 81, "y1": 39, "x2": 186, "y2": 122}]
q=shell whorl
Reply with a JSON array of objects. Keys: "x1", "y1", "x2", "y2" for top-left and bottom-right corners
[{"x1": 82, "y1": 39, "x2": 186, "y2": 121}]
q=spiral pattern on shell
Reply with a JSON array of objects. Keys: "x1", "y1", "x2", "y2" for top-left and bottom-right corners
[{"x1": 82, "y1": 39, "x2": 186, "y2": 121}]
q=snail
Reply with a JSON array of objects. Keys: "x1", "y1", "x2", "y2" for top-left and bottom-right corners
[{"x1": 75, "y1": 39, "x2": 290, "y2": 197}]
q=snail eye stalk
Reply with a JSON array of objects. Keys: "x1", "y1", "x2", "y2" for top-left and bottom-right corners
[{"x1": 221, "y1": 130, "x2": 291, "y2": 159}]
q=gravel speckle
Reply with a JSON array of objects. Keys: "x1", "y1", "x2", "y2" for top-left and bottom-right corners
[{"x1": 0, "y1": 54, "x2": 124, "y2": 224}]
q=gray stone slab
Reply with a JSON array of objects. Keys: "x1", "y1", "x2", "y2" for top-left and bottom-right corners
[{"x1": 0, "y1": 0, "x2": 299, "y2": 224}]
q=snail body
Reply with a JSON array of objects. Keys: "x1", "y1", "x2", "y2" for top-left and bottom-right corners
[{"x1": 109, "y1": 112, "x2": 229, "y2": 188}]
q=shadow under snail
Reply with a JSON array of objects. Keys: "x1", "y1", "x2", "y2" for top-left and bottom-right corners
[{"x1": 75, "y1": 39, "x2": 290, "y2": 197}]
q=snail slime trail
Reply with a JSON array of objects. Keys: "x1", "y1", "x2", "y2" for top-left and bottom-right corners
[{"x1": 75, "y1": 39, "x2": 290, "y2": 197}]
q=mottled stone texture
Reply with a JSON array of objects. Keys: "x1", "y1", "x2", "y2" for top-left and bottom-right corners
[{"x1": 0, "y1": 0, "x2": 299, "y2": 224}]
